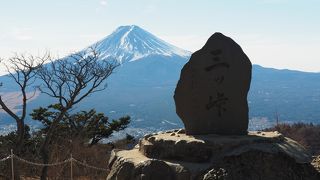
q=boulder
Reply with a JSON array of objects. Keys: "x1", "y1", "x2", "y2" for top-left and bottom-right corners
[
  {"x1": 107, "y1": 130, "x2": 319, "y2": 180},
  {"x1": 174, "y1": 33, "x2": 252, "y2": 135}
]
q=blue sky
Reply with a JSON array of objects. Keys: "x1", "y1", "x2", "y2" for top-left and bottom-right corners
[{"x1": 0, "y1": 0, "x2": 319, "y2": 73}]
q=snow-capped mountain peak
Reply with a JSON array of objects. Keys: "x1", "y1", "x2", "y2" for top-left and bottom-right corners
[{"x1": 92, "y1": 25, "x2": 191, "y2": 63}]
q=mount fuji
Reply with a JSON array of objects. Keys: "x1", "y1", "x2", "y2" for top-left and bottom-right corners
[
  {"x1": 86, "y1": 25, "x2": 191, "y2": 87},
  {"x1": 77, "y1": 25, "x2": 193, "y2": 134},
  {"x1": 91, "y1": 25, "x2": 190, "y2": 63},
  {"x1": 1, "y1": 25, "x2": 320, "y2": 136}
]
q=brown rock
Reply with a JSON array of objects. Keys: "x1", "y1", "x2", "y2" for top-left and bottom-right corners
[
  {"x1": 107, "y1": 131, "x2": 319, "y2": 180},
  {"x1": 107, "y1": 156, "x2": 135, "y2": 180},
  {"x1": 106, "y1": 148, "x2": 191, "y2": 180},
  {"x1": 174, "y1": 32, "x2": 252, "y2": 135},
  {"x1": 202, "y1": 168, "x2": 227, "y2": 180},
  {"x1": 134, "y1": 160, "x2": 175, "y2": 180},
  {"x1": 138, "y1": 131, "x2": 311, "y2": 164}
]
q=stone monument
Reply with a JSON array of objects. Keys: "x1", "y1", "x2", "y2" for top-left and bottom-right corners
[
  {"x1": 106, "y1": 33, "x2": 319, "y2": 180},
  {"x1": 174, "y1": 32, "x2": 251, "y2": 135}
]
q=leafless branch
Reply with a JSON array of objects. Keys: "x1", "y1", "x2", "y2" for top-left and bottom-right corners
[
  {"x1": 37, "y1": 47, "x2": 119, "y2": 110},
  {"x1": 0, "y1": 52, "x2": 48, "y2": 148}
]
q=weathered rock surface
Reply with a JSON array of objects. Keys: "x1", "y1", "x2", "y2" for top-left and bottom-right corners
[
  {"x1": 312, "y1": 155, "x2": 320, "y2": 172},
  {"x1": 174, "y1": 32, "x2": 252, "y2": 135},
  {"x1": 107, "y1": 130, "x2": 319, "y2": 180},
  {"x1": 138, "y1": 130, "x2": 310, "y2": 163}
]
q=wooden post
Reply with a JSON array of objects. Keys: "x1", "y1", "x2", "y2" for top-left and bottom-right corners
[
  {"x1": 70, "y1": 154, "x2": 73, "y2": 180},
  {"x1": 11, "y1": 149, "x2": 14, "y2": 180}
]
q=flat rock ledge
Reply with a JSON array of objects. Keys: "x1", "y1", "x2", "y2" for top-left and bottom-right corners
[{"x1": 107, "y1": 130, "x2": 320, "y2": 180}]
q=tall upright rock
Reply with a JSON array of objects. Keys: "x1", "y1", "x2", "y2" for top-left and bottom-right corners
[
  {"x1": 174, "y1": 32, "x2": 252, "y2": 135},
  {"x1": 106, "y1": 33, "x2": 318, "y2": 180}
]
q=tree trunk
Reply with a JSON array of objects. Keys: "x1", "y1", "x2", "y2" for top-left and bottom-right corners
[
  {"x1": 40, "y1": 145, "x2": 49, "y2": 180},
  {"x1": 14, "y1": 121, "x2": 25, "y2": 180},
  {"x1": 16, "y1": 120, "x2": 25, "y2": 150},
  {"x1": 40, "y1": 108, "x2": 69, "y2": 179}
]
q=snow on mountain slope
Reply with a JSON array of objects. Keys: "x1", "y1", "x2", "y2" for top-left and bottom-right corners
[{"x1": 90, "y1": 25, "x2": 191, "y2": 63}]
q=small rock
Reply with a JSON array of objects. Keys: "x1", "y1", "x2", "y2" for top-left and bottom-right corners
[
  {"x1": 144, "y1": 134, "x2": 152, "y2": 139},
  {"x1": 147, "y1": 136, "x2": 156, "y2": 142},
  {"x1": 177, "y1": 129, "x2": 186, "y2": 134},
  {"x1": 203, "y1": 168, "x2": 227, "y2": 180}
]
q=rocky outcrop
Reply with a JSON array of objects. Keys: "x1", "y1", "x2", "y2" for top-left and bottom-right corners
[{"x1": 107, "y1": 130, "x2": 319, "y2": 180}]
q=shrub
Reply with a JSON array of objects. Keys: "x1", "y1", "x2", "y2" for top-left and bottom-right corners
[{"x1": 265, "y1": 123, "x2": 320, "y2": 155}]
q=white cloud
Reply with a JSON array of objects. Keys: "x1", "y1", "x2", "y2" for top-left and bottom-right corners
[
  {"x1": 11, "y1": 28, "x2": 33, "y2": 41},
  {"x1": 0, "y1": 34, "x2": 7, "y2": 41},
  {"x1": 96, "y1": 0, "x2": 108, "y2": 13},
  {"x1": 100, "y1": 0, "x2": 107, "y2": 6},
  {"x1": 143, "y1": 4, "x2": 156, "y2": 14},
  {"x1": 15, "y1": 35, "x2": 32, "y2": 41}
]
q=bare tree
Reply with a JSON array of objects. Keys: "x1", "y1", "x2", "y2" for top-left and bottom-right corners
[
  {"x1": 0, "y1": 54, "x2": 46, "y2": 149},
  {"x1": 36, "y1": 47, "x2": 119, "y2": 179}
]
